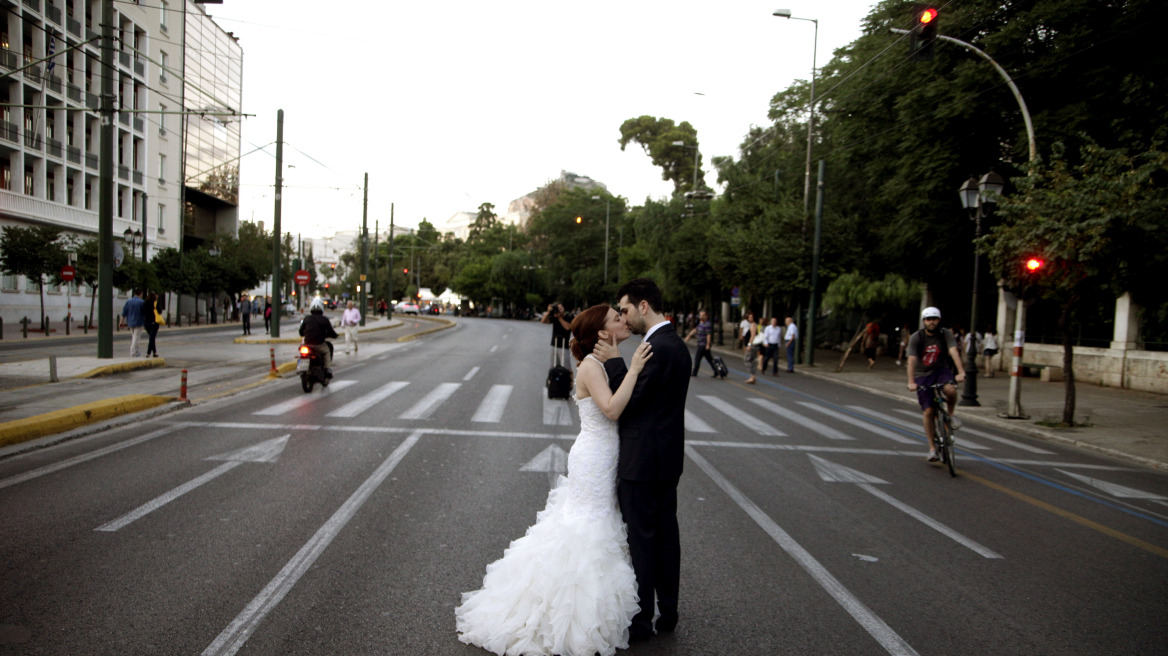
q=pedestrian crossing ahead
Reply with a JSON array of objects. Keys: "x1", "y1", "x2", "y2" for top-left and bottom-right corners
[{"x1": 244, "y1": 379, "x2": 1044, "y2": 457}]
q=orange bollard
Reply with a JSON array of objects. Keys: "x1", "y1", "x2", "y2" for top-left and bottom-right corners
[
  {"x1": 179, "y1": 369, "x2": 189, "y2": 402},
  {"x1": 270, "y1": 347, "x2": 278, "y2": 374}
]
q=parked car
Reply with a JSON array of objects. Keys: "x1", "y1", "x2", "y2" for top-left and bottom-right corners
[{"x1": 396, "y1": 302, "x2": 420, "y2": 315}]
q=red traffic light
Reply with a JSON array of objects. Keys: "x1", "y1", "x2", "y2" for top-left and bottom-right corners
[
  {"x1": 403, "y1": 268, "x2": 409, "y2": 274},
  {"x1": 918, "y1": 6, "x2": 937, "y2": 24},
  {"x1": 1025, "y1": 257, "x2": 1045, "y2": 272}
]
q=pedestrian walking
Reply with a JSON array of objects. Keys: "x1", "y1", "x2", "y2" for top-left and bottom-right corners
[
  {"x1": 760, "y1": 317, "x2": 783, "y2": 375},
  {"x1": 982, "y1": 328, "x2": 999, "y2": 376},
  {"x1": 743, "y1": 312, "x2": 761, "y2": 384},
  {"x1": 143, "y1": 292, "x2": 161, "y2": 358},
  {"x1": 863, "y1": 320, "x2": 881, "y2": 369},
  {"x1": 239, "y1": 294, "x2": 253, "y2": 335},
  {"x1": 896, "y1": 323, "x2": 911, "y2": 366},
  {"x1": 684, "y1": 310, "x2": 716, "y2": 377},
  {"x1": 264, "y1": 297, "x2": 273, "y2": 333},
  {"x1": 784, "y1": 316, "x2": 799, "y2": 372},
  {"x1": 341, "y1": 300, "x2": 361, "y2": 354},
  {"x1": 120, "y1": 290, "x2": 145, "y2": 357}
]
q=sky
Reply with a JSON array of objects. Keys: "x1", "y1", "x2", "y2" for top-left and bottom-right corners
[{"x1": 202, "y1": 1, "x2": 879, "y2": 239}]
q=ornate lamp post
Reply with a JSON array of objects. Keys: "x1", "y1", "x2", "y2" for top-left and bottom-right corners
[{"x1": 957, "y1": 170, "x2": 1004, "y2": 406}]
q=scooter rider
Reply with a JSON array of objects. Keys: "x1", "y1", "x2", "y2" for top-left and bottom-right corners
[{"x1": 300, "y1": 297, "x2": 339, "y2": 377}]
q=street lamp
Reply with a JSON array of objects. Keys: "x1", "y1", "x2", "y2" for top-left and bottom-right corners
[
  {"x1": 773, "y1": 8, "x2": 819, "y2": 228},
  {"x1": 957, "y1": 170, "x2": 1004, "y2": 407},
  {"x1": 591, "y1": 195, "x2": 611, "y2": 285},
  {"x1": 123, "y1": 228, "x2": 142, "y2": 256}
]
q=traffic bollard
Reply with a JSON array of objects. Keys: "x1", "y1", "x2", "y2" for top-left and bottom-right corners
[
  {"x1": 270, "y1": 347, "x2": 278, "y2": 375},
  {"x1": 0, "y1": 315, "x2": 4, "y2": 339},
  {"x1": 21, "y1": 316, "x2": 29, "y2": 339},
  {"x1": 65, "y1": 314, "x2": 70, "y2": 335},
  {"x1": 83, "y1": 314, "x2": 89, "y2": 334},
  {"x1": 179, "y1": 369, "x2": 189, "y2": 403},
  {"x1": 49, "y1": 355, "x2": 58, "y2": 383}
]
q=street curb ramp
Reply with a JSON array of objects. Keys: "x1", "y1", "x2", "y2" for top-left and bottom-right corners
[{"x1": 0, "y1": 394, "x2": 177, "y2": 447}]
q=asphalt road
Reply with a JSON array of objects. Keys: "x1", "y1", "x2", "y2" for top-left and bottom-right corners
[{"x1": 1, "y1": 318, "x2": 1166, "y2": 655}]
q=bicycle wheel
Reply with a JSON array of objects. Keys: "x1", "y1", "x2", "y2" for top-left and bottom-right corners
[{"x1": 938, "y1": 415, "x2": 957, "y2": 477}]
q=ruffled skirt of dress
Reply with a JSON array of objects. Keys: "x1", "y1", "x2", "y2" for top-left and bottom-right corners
[{"x1": 455, "y1": 475, "x2": 639, "y2": 656}]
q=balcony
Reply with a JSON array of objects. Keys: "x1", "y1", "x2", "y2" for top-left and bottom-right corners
[
  {"x1": 67, "y1": 17, "x2": 81, "y2": 37},
  {"x1": 85, "y1": 152, "x2": 97, "y2": 169},
  {"x1": 66, "y1": 145, "x2": 81, "y2": 164},
  {"x1": 46, "y1": 76, "x2": 62, "y2": 94},
  {"x1": 23, "y1": 0, "x2": 40, "y2": 13},
  {"x1": 118, "y1": 112, "x2": 129, "y2": 126},
  {"x1": 119, "y1": 51, "x2": 130, "y2": 68},
  {"x1": 25, "y1": 131, "x2": 44, "y2": 150},
  {"x1": 0, "y1": 121, "x2": 17, "y2": 144},
  {"x1": 47, "y1": 138, "x2": 63, "y2": 158},
  {"x1": 133, "y1": 170, "x2": 142, "y2": 185},
  {"x1": 134, "y1": 60, "x2": 144, "y2": 77},
  {"x1": 0, "y1": 49, "x2": 18, "y2": 70},
  {"x1": 117, "y1": 165, "x2": 129, "y2": 181},
  {"x1": 134, "y1": 116, "x2": 144, "y2": 132},
  {"x1": 86, "y1": 92, "x2": 98, "y2": 108},
  {"x1": 1, "y1": 188, "x2": 99, "y2": 232},
  {"x1": 46, "y1": 4, "x2": 61, "y2": 24},
  {"x1": 67, "y1": 84, "x2": 82, "y2": 102}
]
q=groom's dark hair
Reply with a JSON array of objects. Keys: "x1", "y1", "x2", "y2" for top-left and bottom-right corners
[{"x1": 617, "y1": 278, "x2": 663, "y2": 314}]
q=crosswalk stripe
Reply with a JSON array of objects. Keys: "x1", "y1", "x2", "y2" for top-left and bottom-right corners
[
  {"x1": 472, "y1": 385, "x2": 514, "y2": 423},
  {"x1": 542, "y1": 392, "x2": 574, "y2": 426},
  {"x1": 252, "y1": 381, "x2": 358, "y2": 415},
  {"x1": 685, "y1": 409, "x2": 717, "y2": 433},
  {"x1": 326, "y1": 381, "x2": 408, "y2": 418},
  {"x1": 400, "y1": 382, "x2": 461, "y2": 420},
  {"x1": 749, "y1": 399, "x2": 854, "y2": 440},
  {"x1": 892, "y1": 409, "x2": 1054, "y2": 454},
  {"x1": 697, "y1": 395, "x2": 785, "y2": 436},
  {"x1": 846, "y1": 406, "x2": 991, "y2": 450},
  {"x1": 797, "y1": 403, "x2": 918, "y2": 445}
]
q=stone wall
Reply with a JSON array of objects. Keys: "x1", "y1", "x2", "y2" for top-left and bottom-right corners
[{"x1": 1022, "y1": 343, "x2": 1168, "y2": 394}]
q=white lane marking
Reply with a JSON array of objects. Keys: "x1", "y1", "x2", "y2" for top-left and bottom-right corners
[
  {"x1": 542, "y1": 394, "x2": 574, "y2": 426},
  {"x1": 489, "y1": 344, "x2": 498, "y2": 353},
  {"x1": 687, "y1": 446, "x2": 920, "y2": 656},
  {"x1": 808, "y1": 455, "x2": 1002, "y2": 559},
  {"x1": 95, "y1": 435, "x2": 292, "y2": 533},
  {"x1": 858, "y1": 483, "x2": 1003, "y2": 558},
  {"x1": 521, "y1": 444, "x2": 569, "y2": 489},
  {"x1": 202, "y1": 431, "x2": 421, "y2": 656},
  {"x1": 325, "y1": 381, "x2": 409, "y2": 418},
  {"x1": 697, "y1": 395, "x2": 785, "y2": 436},
  {"x1": 0, "y1": 425, "x2": 186, "y2": 490},
  {"x1": 892, "y1": 409, "x2": 1055, "y2": 454},
  {"x1": 798, "y1": 403, "x2": 918, "y2": 444},
  {"x1": 471, "y1": 385, "x2": 513, "y2": 423},
  {"x1": 97, "y1": 462, "x2": 242, "y2": 532},
  {"x1": 463, "y1": 366, "x2": 481, "y2": 381},
  {"x1": 684, "y1": 409, "x2": 717, "y2": 433},
  {"x1": 252, "y1": 381, "x2": 358, "y2": 415},
  {"x1": 1056, "y1": 469, "x2": 1168, "y2": 500},
  {"x1": 750, "y1": 399, "x2": 854, "y2": 440},
  {"x1": 846, "y1": 406, "x2": 992, "y2": 450},
  {"x1": 399, "y1": 382, "x2": 461, "y2": 420}
]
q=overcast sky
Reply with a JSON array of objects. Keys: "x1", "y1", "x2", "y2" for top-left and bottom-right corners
[{"x1": 203, "y1": 1, "x2": 877, "y2": 239}]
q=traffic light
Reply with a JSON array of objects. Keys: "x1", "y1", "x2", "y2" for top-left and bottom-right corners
[
  {"x1": 403, "y1": 267, "x2": 409, "y2": 274},
  {"x1": 330, "y1": 262, "x2": 336, "y2": 270},
  {"x1": 1025, "y1": 257, "x2": 1045, "y2": 273},
  {"x1": 575, "y1": 216, "x2": 582, "y2": 224},
  {"x1": 910, "y1": 4, "x2": 939, "y2": 60},
  {"x1": 324, "y1": 283, "x2": 330, "y2": 289}
]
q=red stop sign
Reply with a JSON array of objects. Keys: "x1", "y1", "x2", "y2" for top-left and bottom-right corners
[
  {"x1": 294, "y1": 269, "x2": 310, "y2": 285},
  {"x1": 60, "y1": 265, "x2": 76, "y2": 282}
]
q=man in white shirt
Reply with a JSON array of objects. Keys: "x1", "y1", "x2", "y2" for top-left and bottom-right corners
[
  {"x1": 761, "y1": 317, "x2": 783, "y2": 376},
  {"x1": 738, "y1": 316, "x2": 751, "y2": 348},
  {"x1": 783, "y1": 316, "x2": 799, "y2": 372},
  {"x1": 341, "y1": 300, "x2": 362, "y2": 354}
]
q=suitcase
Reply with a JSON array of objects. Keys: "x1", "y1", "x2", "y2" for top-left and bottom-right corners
[
  {"x1": 547, "y1": 338, "x2": 573, "y2": 399},
  {"x1": 712, "y1": 356, "x2": 729, "y2": 379}
]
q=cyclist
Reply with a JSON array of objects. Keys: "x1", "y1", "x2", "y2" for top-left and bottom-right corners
[{"x1": 906, "y1": 307, "x2": 966, "y2": 461}]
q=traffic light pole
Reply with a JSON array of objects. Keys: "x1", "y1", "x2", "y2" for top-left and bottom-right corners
[
  {"x1": 270, "y1": 110, "x2": 284, "y2": 339},
  {"x1": 1002, "y1": 293, "x2": 1029, "y2": 419},
  {"x1": 386, "y1": 203, "x2": 395, "y2": 316},
  {"x1": 96, "y1": 0, "x2": 114, "y2": 358},
  {"x1": 359, "y1": 172, "x2": 369, "y2": 327}
]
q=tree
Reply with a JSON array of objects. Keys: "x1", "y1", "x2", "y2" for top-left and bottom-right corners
[
  {"x1": 469, "y1": 203, "x2": 498, "y2": 241},
  {"x1": 618, "y1": 116, "x2": 704, "y2": 195},
  {"x1": 0, "y1": 225, "x2": 69, "y2": 327},
  {"x1": 980, "y1": 141, "x2": 1168, "y2": 426}
]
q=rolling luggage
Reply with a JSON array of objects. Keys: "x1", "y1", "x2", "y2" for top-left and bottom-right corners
[
  {"x1": 712, "y1": 356, "x2": 729, "y2": 379},
  {"x1": 547, "y1": 338, "x2": 573, "y2": 399}
]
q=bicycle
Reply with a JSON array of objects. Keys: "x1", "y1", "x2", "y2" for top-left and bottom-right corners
[{"x1": 923, "y1": 382, "x2": 957, "y2": 477}]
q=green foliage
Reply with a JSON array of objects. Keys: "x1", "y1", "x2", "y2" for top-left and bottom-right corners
[
  {"x1": 618, "y1": 116, "x2": 704, "y2": 195},
  {"x1": 822, "y1": 272, "x2": 920, "y2": 317},
  {"x1": 0, "y1": 225, "x2": 69, "y2": 321}
]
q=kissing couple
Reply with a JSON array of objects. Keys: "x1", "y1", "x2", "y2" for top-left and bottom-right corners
[{"x1": 457, "y1": 278, "x2": 693, "y2": 656}]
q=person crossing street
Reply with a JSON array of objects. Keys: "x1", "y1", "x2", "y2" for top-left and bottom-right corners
[{"x1": 341, "y1": 300, "x2": 362, "y2": 354}]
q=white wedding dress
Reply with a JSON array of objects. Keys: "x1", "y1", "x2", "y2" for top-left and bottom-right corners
[{"x1": 456, "y1": 356, "x2": 639, "y2": 656}]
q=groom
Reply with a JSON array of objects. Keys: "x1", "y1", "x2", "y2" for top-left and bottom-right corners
[{"x1": 604, "y1": 278, "x2": 692, "y2": 641}]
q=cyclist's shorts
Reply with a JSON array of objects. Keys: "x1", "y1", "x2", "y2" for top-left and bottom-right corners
[{"x1": 915, "y1": 370, "x2": 956, "y2": 410}]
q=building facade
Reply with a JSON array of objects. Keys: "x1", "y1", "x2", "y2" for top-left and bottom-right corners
[{"x1": 0, "y1": 0, "x2": 240, "y2": 325}]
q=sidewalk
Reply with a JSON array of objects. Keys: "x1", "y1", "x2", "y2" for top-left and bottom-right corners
[
  {"x1": 0, "y1": 315, "x2": 435, "y2": 451},
  {"x1": 710, "y1": 342, "x2": 1168, "y2": 471}
]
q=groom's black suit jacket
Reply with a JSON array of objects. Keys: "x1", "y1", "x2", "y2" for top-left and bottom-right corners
[{"x1": 604, "y1": 324, "x2": 692, "y2": 482}]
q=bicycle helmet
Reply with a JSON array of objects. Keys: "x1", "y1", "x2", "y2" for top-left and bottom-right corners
[
  {"x1": 309, "y1": 297, "x2": 325, "y2": 313},
  {"x1": 921, "y1": 306, "x2": 941, "y2": 320}
]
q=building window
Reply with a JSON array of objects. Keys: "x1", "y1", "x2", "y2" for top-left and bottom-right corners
[
  {"x1": 159, "y1": 104, "x2": 167, "y2": 136},
  {"x1": 1, "y1": 273, "x2": 16, "y2": 292},
  {"x1": 47, "y1": 170, "x2": 56, "y2": 201},
  {"x1": 24, "y1": 166, "x2": 34, "y2": 195},
  {"x1": 67, "y1": 176, "x2": 75, "y2": 205},
  {"x1": 159, "y1": 51, "x2": 168, "y2": 84},
  {"x1": 0, "y1": 158, "x2": 10, "y2": 190},
  {"x1": 160, "y1": 1, "x2": 168, "y2": 32},
  {"x1": 157, "y1": 203, "x2": 166, "y2": 234},
  {"x1": 85, "y1": 180, "x2": 92, "y2": 209},
  {"x1": 158, "y1": 153, "x2": 166, "y2": 184}
]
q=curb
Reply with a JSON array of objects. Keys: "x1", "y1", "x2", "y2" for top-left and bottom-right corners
[
  {"x1": 0, "y1": 394, "x2": 177, "y2": 448},
  {"x1": 76, "y1": 358, "x2": 167, "y2": 379},
  {"x1": 232, "y1": 320, "x2": 403, "y2": 345},
  {"x1": 397, "y1": 316, "x2": 455, "y2": 342}
]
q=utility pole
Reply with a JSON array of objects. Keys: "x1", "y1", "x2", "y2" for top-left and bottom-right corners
[
  {"x1": 803, "y1": 160, "x2": 825, "y2": 367},
  {"x1": 96, "y1": 0, "x2": 115, "y2": 358},
  {"x1": 387, "y1": 203, "x2": 395, "y2": 316},
  {"x1": 359, "y1": 173, "x2": 369, "y2": 327},
  {"x1": 270, "y1": 109, "x2": 284, "y2": 338},
  {"x1": 372, "y1": 219, "x2": 379, "y2": 316}
]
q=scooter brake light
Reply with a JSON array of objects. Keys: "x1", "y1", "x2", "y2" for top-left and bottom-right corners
[{"x1": 299, "y1": 345, "x2": 311, "y2": 357}]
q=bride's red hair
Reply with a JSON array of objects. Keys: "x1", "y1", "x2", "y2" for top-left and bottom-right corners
[{"x1": 569, "y1": 304, "x2": 612, "y2": 363}]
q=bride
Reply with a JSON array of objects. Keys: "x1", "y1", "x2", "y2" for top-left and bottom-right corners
[{"x1": 456, "y1": 304, "x2": 653, "y2": 656}]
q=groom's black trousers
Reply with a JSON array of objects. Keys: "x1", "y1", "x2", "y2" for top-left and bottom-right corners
[{"x1": 618, "y1": 478, "x2": 681, "y2": 635}]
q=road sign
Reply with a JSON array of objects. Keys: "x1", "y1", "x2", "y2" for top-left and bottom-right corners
[
  {"x1": 60, "y1": 265, "x2": 76, "y2": 282},
  {"x1": 294, "y1": 269, "x2": 310, "y2": 285}
]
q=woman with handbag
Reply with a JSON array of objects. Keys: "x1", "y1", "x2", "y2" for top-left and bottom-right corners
[
  {"x1": 143, "y1": 292, "x2": 162, "y2": 358},
  {"x1": 743, "y1": 312, "x2": 761, "y2": 384}
]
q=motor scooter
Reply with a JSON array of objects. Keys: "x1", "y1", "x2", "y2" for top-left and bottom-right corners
[{"x1": 297, "y1": 342, "x2": 332, "y2": 393}]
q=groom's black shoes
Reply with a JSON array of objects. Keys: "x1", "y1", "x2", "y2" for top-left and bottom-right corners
[
  {"x1": 628, "y1": 630, "x2": 652, "y2": 643},
  {"x1": 656, "y1": 617, "x2": 678, "y2": 633}
]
